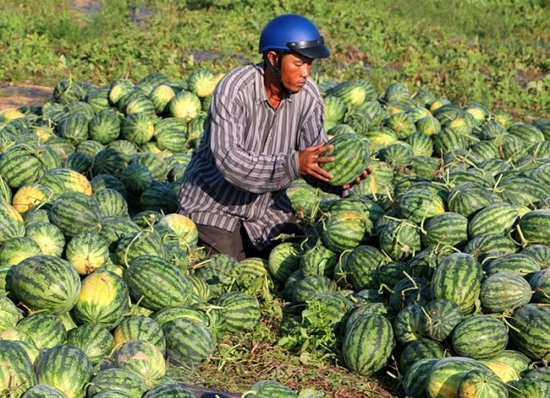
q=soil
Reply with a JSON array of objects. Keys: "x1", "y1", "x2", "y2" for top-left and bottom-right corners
[{"x1": 0, "y1": 82, "x2": 53, "y2": 111}]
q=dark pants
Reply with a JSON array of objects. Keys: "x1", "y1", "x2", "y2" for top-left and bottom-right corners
[{"x1": 196, "y1": 216, "x2": 304, "y2": 261}]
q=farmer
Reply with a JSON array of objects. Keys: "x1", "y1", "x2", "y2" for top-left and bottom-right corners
[{"x1": 178, "y1": 14, "x2": 368, "y2": 261}]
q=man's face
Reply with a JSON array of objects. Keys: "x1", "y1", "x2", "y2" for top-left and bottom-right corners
[{"x1": 278, "y1": 52, "x2": 314, "y2": 93}]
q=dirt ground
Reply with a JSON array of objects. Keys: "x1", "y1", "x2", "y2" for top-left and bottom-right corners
[{"x1": 0, "y1": 82, "x2": 53, "y2": 111}]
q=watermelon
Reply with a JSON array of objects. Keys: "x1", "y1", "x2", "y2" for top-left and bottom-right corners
[
  {"x1": 402, "y1": 358, "x2": 438, "y2": 398},
  {"x1": 341, "y1": 313, "x2": 396, "y2": 377},
  {"x1": 0, "y1": 144, "x2": 49, "y2": 188},
  {"x1": 0, "y1": 237, "x2": 43, "y2": 267},
  {"x1": 399, "y1": 338, "x2": 447, "y2": 373},
  {"x1": 34, "y1": 345, "x2": 93, "y2": 398},
  {"x1": 71, "y1": 269, "x2": 130, "y2": 329},
  {"x1": 422, "y1": 212, "x2": 469, "y2": 249},
  {"x1": 55, "y1": 112, "x2": 89, "y2": 145},
  {"x1": 114, "y1": 230, "x2": 166, "y2": 267},
  {"x1": 322, "y1": 209, "x2": 373, "y2": 253},
  {"x1": 124, "y1": 254, "x2": 193, "y2": 311},
  {"x1": 49, "y1": 191, "x2": 102, "y2": 237},
  {"x1": 430, "y1": 253, "x2": 483, "y2": 314},
  {"x1": 0, "y1": 200, "x2": 25, "y2": 244},
  {"x1": 0, "y1": 340, "x2": 37, "y2": 397},
  {"x1": 168, "y1": 90, "x2": 202, "y2": 121},
  {"x1": 320, "y1": 133, "x2": 370, "y2": 187},
  {"x1": 187, "y1": 68, "x2": 217, "y2": 98},
  {"x1": 393, "y1": 304, "x2": 429, "y2": 345},
  {"x1": 457, "y1": 369, "x2": 509, "y2": 398},
  {"x1": 87, "y1": 367, "x2": 148, "y2": 398},
  {"x1": 65, "y1": 232, "x2": 110, "y2": 275},
  {"x1": 215, "y1": 291, "x2": 261, "y2": 333},
  {"x1": 15, "y1": 313, "x2": 66, "y2": 350},
  {"x1": 113, "y1": 315, "x2": 165, "y2": 354},
  {"x1": 426, "y1": 356, "x2": 493, "y2": 398},
  {"x1": 452, "y1": 315, "x2": 509, "y2": 360},
  {"x1": 20, "y1": 384, "x2": 68, "y2": 398},
  {"x1": 509, "y1": 304, "x2": 550, "y2": 364},
  {"x1": 92, "y1": 147, "x2": 130, "y2": 177},
  {"x1": 93, "y1": 188, "x2": 129, "y2": 218},
  {"x1": 142, "y1": 383, "x2": 195, "y2": 398},
  {"x1": 11, "y1": 255, "x2": 81, "y2": 315},
  {"x1": 162, "y1": 317, "x2": 215, "y2": 366},
  {"x1": 480, "y1": 272, "x2": 533, "y2": 313},
  {"x1": 65, "y1": 323, "x2": 115, "y2": 364},
  {"x1": 517, "y1": 209, "x2": 550, "y2": 246},
  {"x1": 241, "y1": 380, "x2": 299, "y2": 398},
  {"x1": 422, "y1": 298, "x2": 463, "y2": 341},
  {"x1": 22, "y1": 222, "x2": 62, "y2": 258},
  {"x1": 114, "y1": 339, "x2": 166, "y2": 388}
]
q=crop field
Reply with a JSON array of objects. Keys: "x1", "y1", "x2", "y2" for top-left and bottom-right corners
[{"x1": 1, "y1": 1, "x2": 550, "y2": 398}]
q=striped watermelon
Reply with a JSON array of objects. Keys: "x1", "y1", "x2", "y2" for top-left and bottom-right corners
[
  {"x1": 43, "y1": 167, "x2": 92, "y2": 195},
  {"x1": 124, "y1": 254, "x2": 193, "y2": 311},
  {"x1": 452, "y1": 315, "x2": 509, "y2": 360},
  {"x1": 241, "y1": 380, "x2": 299, "y2": 398},
  {"x1": 92, "y1": 188, "x2": 129, "y2": 218},
  {"x1": 341, "y1": 313, "x2": 396, "y2": 377},
  {"x1": 399, "y1": 338, "x2": 447, "y2": 373},
  {"x1": 0, "y1": 144, "x2": 49, "y2": 189},
  {"x1": 468, "y1": 202, "x2": 519, "y2": 238},
  {"x1": 422, "y1": 212, "x2": 469, "y2": 249},
  {"x1": 87, "y1": 367, "x2": 148, "y2": 398},
  {"x1": 426, "y1": 356, "x2": 493, "y2": 398},
  {"x1": 11, "y1": 255, "x2": 81, "y2": 315},
  {"x1": 422, "y1": 298, "x2": 463, "y2": 341},
  {"x1": 377, "y1": 217, "x2": 421, "y2": 262},
  {"x1": 0, "y1": 200, "x2": 25, "y2": 244},
  {"x1": 393, "y1": 304, "x2": 429, "y2": 345},
  {"x1": 34, "y1": 345, "x2": 93, "y2": 398},
  {"x1": 509, "y1": 304, "x2": 550, "y2": 363},
  {"x1": 24, "y1": 222, "x2": 65, "y2": 257},
  {"x1": 113, "y1": 315, "x2": 166, "y2": 354},
  {"x1": 142, "y1": 383, "x2": 195, "y2": 398},
  {"x1": 0, "y1": 237, "x2": 43, "y2": 267},
  {"x1": 114, "y1": 339, "x2": 166, "y2": 388},
  {"x1": 65, "y1": 323, "x2": 115, "y2": 364},
  {"x1": 457, "y1": 369, "x2": 509, "y2": 398},
  {"x1": 15, "y1": 313, "x2": 66, "y2": 350},
  {"x1": 114, "y1": 230, "x2": 166, "y2": 267},
  {"x1": 397, "y1": 188, "x2": 445, "y2": 224},
  {"x1": 480, "y1": 272, "x2": 533, "y2": 313},
  {"x1": 65, "y1": 232, "x2": 110, "y2": 275},
  {"x1": 402, "y1": 358, "x2": 438, "y2": 398},
  {"x1": 49, "y1": 191, "x2": 101, "y2": 237},
  {"x1": 340, "y1": 245, "x2": 386, "y2": 291},
  {"x1": 430, "y1": 253, "x2": 483, "y2": 314},
  {"x1": 193, "y1": 253, "x2": 240, "y2": 295},
  {"x1": 291, "y1": 275, "x2": 337, "y2": 305},
  {"x1": 320, "y1": 133, "x2": 370, "y2": 187},
  {"x1": 518, "y1": 209, "x2": 550, "y2": 246},
  {"x1": 484, "y1": 253, "x2": 540, "y2": 277},
  {"x1": 0, "y1": 340, "x2": 37, "y2": 397},
  {"x1": 162, "y1": 317, "x2": 215, "y2": 366},
  {"x1": 215, "y1": 291, "x2": 261, "y2": 333},
  {"x1": 530, "y1": 268, "x2": 550, "y2": 304},
  {"x1": 508, "y1": 378, "x2": 550, "y2": 397},
  {"x1": 71, "y1": 269, "x2": 130, "y2": 329},
  {"x1": 20, "y1": 384, "x2": 68, "y2": 397}
]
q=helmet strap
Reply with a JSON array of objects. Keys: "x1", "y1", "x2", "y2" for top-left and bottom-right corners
[{"x1": 264, "y1": 51, "x2": 294, "y2": 96}]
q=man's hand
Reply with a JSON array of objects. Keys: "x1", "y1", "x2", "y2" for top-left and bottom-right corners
[
  {"x1": 342, "y1": 167, "x2": 372, "y2": 190},
  {"x1": 298, "y1": 142, "x2": 335, "y2": 182}
]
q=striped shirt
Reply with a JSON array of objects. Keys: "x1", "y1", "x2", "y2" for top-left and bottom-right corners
[{"x1": 178, "y1": 62, "x2": 330, "y2": 251}]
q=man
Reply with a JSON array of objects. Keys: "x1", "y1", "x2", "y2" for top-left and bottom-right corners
[{"x1": 178, "y1": 14, "x2": 367, "y2": 261}]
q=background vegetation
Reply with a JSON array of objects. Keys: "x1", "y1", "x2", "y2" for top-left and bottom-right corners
[
  {"x1": 1, "y1": 0, "x2": 549, "y2": 119},
  {"x1": 1, "y1": 0, "x2": 549, "y2": 396}
]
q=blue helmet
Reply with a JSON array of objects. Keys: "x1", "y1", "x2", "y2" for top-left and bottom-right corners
[{"x1": 258, "y1": 14, "x2": 330, "y2": 59}]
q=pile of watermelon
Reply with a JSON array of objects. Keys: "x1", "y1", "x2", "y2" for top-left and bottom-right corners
[{"x1": 0, "y1": 66, "x2": 549, "y2": 398}]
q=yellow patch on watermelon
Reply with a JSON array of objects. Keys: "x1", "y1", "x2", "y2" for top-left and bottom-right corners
[
  {"x1": 11, "y1": 184, "x2": 53, "y2": 214},
  {"x1": 478, "y1": 359, "x2": 520, "y2": 383},
  {"x1": 0, "y1": 108, "x2": 25, "y2": 122}
]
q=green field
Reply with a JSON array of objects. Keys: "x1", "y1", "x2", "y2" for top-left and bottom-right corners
[{"x1": 1, "y1": 0, "x2": 549, "y2": 118}]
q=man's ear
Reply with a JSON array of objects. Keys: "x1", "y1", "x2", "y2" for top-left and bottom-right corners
[{"x1": 266, "y1": 50, "x2": 280, "y2": 66}]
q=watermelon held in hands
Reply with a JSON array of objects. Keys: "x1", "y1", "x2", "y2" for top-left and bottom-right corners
[{"x1": 321, "y1": 133, "x2": 370, "y2": 187}]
